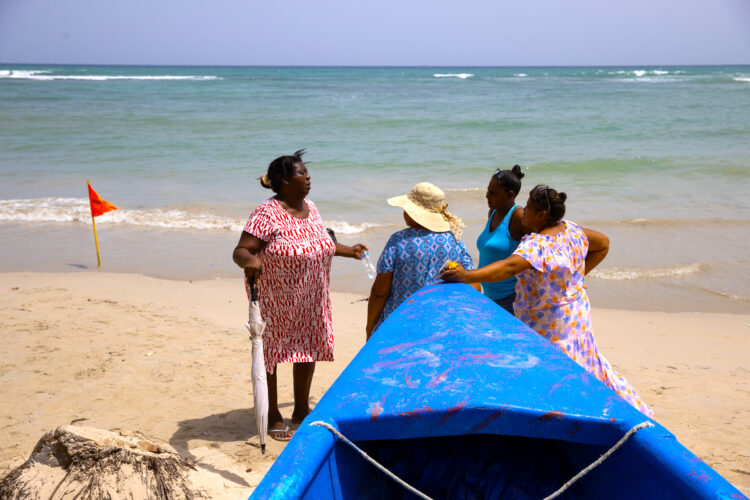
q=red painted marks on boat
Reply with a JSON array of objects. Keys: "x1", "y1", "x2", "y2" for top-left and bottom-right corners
[
  {"x1": 689, "y1": 470, "x2": 710, "y2": 483},
  {"x1": 540, "y1": 410, "x2": 564, "y2": 421},
  {"x1": 369, "y1": 397, "x2": 385, "y2": 421},
  {"x1": 426, "y1": 368, "x2": 451, "y2": 388},
  {"x1": 378, "y1": 339, "x2": 431, "y2": 355},
  {"x1": 397, "y1": 405, "x2": 434, "y2": 418},
  {"x1": 407, "y1": 299, "x2": 414, "y2": 303},
  {"x1": 404, "y1": 374, "x2": 417, "y2": 388},
  {"x1": 438, "y1": 402, "x2": 467, "y2": 424},
  {"x1": 458, "y1": 353, "x2": 498, "y2": 364},
  {"x1": 470, "y1": 406, "x2": 507, "y2": 433}
]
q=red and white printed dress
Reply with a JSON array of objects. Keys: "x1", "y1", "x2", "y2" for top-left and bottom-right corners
[{"x1": 243, "y1": 198, "x2": 336, "y2": 373}]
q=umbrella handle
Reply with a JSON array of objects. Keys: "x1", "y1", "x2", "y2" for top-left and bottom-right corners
[{"x1": 251, "y1": 281, "x2": 258, "y2": 302}]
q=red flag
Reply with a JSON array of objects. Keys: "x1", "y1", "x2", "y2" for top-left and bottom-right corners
[{"x1": 88, "y1": 182, "x2": 117, "y2": 217}]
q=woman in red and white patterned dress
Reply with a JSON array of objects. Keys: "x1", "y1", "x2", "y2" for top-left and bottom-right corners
[{"x1": 233, "y1": 150, "x2": 367, "y2": 440}]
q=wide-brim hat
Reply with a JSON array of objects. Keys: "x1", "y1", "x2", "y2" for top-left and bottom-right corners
[{"x1": 387, "y1": 182, "x2": 453, "y2": 233}]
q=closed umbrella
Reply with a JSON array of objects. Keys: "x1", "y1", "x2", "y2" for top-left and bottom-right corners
[{"x1": 245, "y1": 283, "x2": 268, "y2": 455}]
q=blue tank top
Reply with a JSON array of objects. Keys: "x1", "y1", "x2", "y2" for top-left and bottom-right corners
[{"x1": 476, "y1": 205, "x2": 521, "y2": 300}]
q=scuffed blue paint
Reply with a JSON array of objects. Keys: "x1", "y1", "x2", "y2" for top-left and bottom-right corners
[{"x1": 251, "y1": 283, "x2": 747, "y2": 500}]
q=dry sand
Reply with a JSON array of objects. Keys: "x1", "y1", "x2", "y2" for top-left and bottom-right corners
[{"x1": 0, "y1": 272, "x2": 748, "y2": 496}]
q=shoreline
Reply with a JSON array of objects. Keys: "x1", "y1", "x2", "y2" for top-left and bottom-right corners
[{"x1": 0, "y1": 271, "x2": 748, "y2": 495}]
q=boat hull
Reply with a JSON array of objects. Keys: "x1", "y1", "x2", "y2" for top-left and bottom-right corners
[{"x1": 250, "y1": 284, "x2": 747, "y2": 499}]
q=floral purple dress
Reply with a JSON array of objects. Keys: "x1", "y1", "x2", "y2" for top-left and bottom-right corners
[{"x1": 513, "y1": 221, "x2": 653, "y2": 417}]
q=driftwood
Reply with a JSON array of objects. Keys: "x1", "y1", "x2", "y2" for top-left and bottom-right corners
[{"x1": 0, "y1": 426, "x2": 230, "y2": 499}]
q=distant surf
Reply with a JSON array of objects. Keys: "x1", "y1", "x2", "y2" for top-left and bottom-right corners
[
  {"x1": 590, "y1": 262, "x2": 704, "y2": 281},
  {"x1": 0, "y1": 198, "x2": 385, "y2": 234},
  {"x1": 433, "y1": 73, "x2": 473, "y2": 79},
  {"x1": 0, "y1": 69, "x2": 220, "y2": 81}
]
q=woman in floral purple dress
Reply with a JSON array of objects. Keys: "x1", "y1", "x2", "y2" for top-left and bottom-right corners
[{"x1": 442, "y1": 185, "x2": 653, "y2": 417}]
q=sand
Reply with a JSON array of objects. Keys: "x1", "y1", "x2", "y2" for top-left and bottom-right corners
[{"x1": 0, "y1": 272, "x2": 748, "y2": 496}]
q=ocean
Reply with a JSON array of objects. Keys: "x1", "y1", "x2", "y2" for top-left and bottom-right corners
[{"x1": 1, "y1": 65, "x2": 748, "y2": 313}]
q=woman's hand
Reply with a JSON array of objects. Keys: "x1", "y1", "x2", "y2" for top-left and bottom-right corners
[
  {"x1": 243, "y1": 255, "x2": 263, "y2": 284},
  {"x1": 440, "y1": 263, "x2": 471, "y2": 283},
  {"x1": 335, "y1": 242, "x2": 369, "y2": 259},
  {"x1": 350, "y1": 243, "x2": 368, "y2": 259}
]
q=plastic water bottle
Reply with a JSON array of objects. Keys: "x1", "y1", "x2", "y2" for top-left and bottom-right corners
[{"x1": 361, "y1": 251, "x2": 377, "y2": 279}]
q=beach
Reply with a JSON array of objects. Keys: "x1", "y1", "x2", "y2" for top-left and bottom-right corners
[
  {"x1": 0, "y1": 271, "x2": 748, "y2": 495},
  {"x1": 1, "y1": 63, "x2": 748, "y2": 495}
]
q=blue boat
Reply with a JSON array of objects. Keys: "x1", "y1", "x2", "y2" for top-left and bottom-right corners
[{"x1": 250, "y1": 284, "x2": 747, "y2": 499}]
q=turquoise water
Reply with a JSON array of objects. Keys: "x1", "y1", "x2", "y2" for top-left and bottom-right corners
[{"x1": 1, "y1": 65, "x2": 749, "y2": 312}]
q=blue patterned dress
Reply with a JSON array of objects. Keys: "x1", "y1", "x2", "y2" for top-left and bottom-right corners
[{"x1": 374, "y1": 228, "x2": 474, "y2": 331}]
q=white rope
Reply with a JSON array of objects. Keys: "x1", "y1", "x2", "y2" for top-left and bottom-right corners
[
  {"x1": 311, "y1": 419, "x2": 654, "y2": 500},
  {"x1": 543, "y1": 421, "x2": 655, "y2": 500},
  {"x1": 309, "y1": 421, "x2": 435, "y2": 500}
]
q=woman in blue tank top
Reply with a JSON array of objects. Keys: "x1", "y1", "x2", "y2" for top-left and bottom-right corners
[{"x1": 476, "y1": 165, "x2": 528, "y2": 314}]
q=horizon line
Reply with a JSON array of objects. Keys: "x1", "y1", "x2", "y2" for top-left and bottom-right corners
[{"x1": 2, "y1": 62, "x2": 750, "y2": 69}]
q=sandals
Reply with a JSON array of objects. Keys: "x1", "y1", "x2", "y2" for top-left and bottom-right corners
[{"x1": 268, "y1": 424, "x2": 294, "y2": 442}]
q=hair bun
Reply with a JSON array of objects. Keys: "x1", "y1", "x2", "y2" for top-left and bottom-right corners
[
  {"x1": 259, "y1": 174, "x2": 272, "y2": 189},
  {"x1": 558, "y1": 192, "x2": 567, "y2": 203},
  {"x1": 511, "y1": 164, "x2": 525, "y2": 179}
]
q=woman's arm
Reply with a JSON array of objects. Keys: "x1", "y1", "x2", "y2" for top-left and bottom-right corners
[
  {"x1": 581, "y1": 227, "x2": 609, "y2": 275},
  {"x1": 442, "y1": 255, "x2": 532, "y2": 284},
  {"x1": 508, "y1": 206, "x2": 531, "y2": 241},
  {"x1": 365, "y1": 272, "x2": 393, "y2": 340},
  {"x1": 335, "y1": 242, "x2": 368, "y2": 259},
  {"x1": 232, "y1": 232, "x2": 267, "y2": 283}
]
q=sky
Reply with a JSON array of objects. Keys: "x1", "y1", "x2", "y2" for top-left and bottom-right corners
[{"x1": 1, "y1": 0, "x2": 749, "y2": 66}]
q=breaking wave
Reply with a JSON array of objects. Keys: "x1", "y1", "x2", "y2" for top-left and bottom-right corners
[
  {"x1": 433, "y1": 73, "x2": 473, "y2": 79},
  {"x1": 590, "y1": 262, "x2": 705, "y2": 280},
  {"x1": 0, "y1": 198, "x2": 383, "y2": 234},
  {"x1": 0, "y1": 69, "x2": 221, "y2": 81}
]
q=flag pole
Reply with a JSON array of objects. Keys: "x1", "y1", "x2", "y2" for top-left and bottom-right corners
[{"x1": 88, "y1": 180, "x2": 102, "y2": 268}]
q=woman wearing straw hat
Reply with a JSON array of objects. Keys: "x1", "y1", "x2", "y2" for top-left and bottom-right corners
[{"x1": 365, "y1": 182, "x2": 476, "y2": 339}]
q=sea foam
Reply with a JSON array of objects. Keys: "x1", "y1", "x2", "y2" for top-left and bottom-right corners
[
  {"x1": 433, "y1": 73, "x2": 473, "y2": 79},
  {"x1": 0, "y1": 70, "x2": 220, "y2": 81},
  {"x1": 0, "y1": 198, "x2": 382, "y2": 234},
  {"x1": 0, "y1": 198, "x2": 243, "y2": 231},
  {"x1": 590, "y1": 262, "x2": 704, "y2": 280},
  {"x1": 324, "y1": 220, "x2": 387, "y2": 235}
]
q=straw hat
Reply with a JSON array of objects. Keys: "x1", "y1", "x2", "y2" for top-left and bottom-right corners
[{"x1": 387, "y1": 182, "x2": 465, "y2": 238}]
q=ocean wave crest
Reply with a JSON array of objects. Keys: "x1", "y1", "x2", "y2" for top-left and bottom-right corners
[
  {"x1": 0, "y1": 69, "x2": 221, "y2": 81},
  {"x1": 608, "y1": 69, "x2": 675, "y2": 77},
  {"x1": 590, "y1": 217, "x2": 750, "y2": 228},
  {"x1": 734, "y1": 77, "x2": 750, "y2": 83},
  {"x1": 444, "y1": 187, "x2": 484, "y2": 193},
  {"x1": 433, "y1": 73, "x2": 473, "y2": 79},
  {"x1": 590, "y1": 262, "x2": 704, "y2": 281},
  {"x1": 323, "y1": 220, "x2": 387, "y2": 234},
  {"x1": 0, "y1": 198, "x2": 382, "y2": 234},
  {"x1": 696, "y1": 286, "x2": 750, "y2": 303},
  {"x1": 0, "y1": 197, "x2": 244, "y2": 231}
]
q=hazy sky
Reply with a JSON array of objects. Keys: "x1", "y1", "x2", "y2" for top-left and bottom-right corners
[{"x1": 1, "y1": 0, "x2": 749, "y2": 66}]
